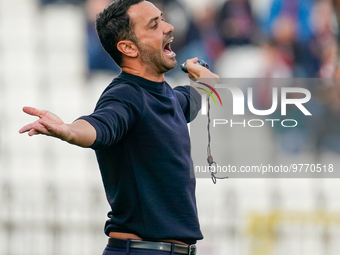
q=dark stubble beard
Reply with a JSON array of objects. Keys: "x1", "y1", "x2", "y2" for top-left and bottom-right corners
[{"x1": 136, "y1": 40, "x2": 177, "y2": 74}]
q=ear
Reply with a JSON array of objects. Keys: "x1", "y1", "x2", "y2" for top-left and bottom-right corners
[{"x1": 117, "y1": 40, "x2": 138, "y2": 58}]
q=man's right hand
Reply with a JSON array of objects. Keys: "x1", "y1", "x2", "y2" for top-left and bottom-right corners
[
  {"x1": 184, "y1": 57, "x2": 219, "y2": 95},
  {"x1": 185, "y1": 57, "x2": 219, "y2": 81},
  {"x1": 19, "y1": 106, "x2": 96, "y2": 148}
]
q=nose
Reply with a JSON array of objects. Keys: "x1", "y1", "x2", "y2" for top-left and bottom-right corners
[{"x1": 163, "y1": 21, "x2": 174, "y2": 34}]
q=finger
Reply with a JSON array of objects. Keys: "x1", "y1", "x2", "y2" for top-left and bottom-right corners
[
  {"x1": 186, "y1": 57, "x2": 198, "y2": 65},
  {"x1": 30, "y1": 121, "x2": 50, "y2": 135},
  {"x1": 186, "y1": 58, "x2": 202, "y2": 78},
  {"x1": 20, "y1": 121, "x2": 48, "y2": 135},
  {"x1": 19, "y1": 118, "x2": 45, "y2": 133},
  {"x1": 19, "y1": 122, "x2": 38, "y2": 134},
  {"x1": 185, "y1": 57, "x2": 199, "y2": 71},
  {"x1": 28, "y1": 129, "x2": 41, "y2": 136},
  {"x1": 22, "y1": 106, "x2": 44, "y2": 118}
]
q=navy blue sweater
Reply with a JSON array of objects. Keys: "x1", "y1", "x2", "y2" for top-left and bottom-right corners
[{"x1": 79, "y1": 72, "x2": 203, "y2": 244}]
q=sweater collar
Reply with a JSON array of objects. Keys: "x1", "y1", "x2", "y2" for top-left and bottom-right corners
[{"x1": 120, "y1": 72, "x2": 165, "y2": 92}]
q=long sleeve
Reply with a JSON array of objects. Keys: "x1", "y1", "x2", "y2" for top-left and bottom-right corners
[
  {"x1": 173, "y1": 86, "x2": 202, "y2": 123},
  {"x1": 78, "y1": 83, "x2": 144, "y2": 150}
]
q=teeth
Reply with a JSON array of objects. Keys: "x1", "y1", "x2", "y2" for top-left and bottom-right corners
[
  {"x1": 165, "y1": 39, "x2": 173, "y2": 45},
  {"x1": 163, "y1": 38, "x2": 176, "y2": 57}
]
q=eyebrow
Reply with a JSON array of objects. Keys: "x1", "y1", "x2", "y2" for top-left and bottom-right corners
[{"x1": 146, "y1": 12, "x2": 163, "y2": 27}]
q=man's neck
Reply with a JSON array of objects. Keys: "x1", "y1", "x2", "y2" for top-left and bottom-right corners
[{"x1": 121, "y1": 66, "x2": 165, "y2": 83}]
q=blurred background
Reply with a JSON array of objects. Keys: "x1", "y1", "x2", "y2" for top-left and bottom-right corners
[{"x1": 1, "y1": 0, "x2": 340, "y2": 254}]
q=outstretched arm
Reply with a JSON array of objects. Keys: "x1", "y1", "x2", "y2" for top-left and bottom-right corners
[{"x1": 19, "y1": 106, "x2": 96, "y2": 148}]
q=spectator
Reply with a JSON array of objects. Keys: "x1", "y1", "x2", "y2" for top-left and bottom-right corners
[
  {"x1": 310, "y1": 0, "x2": 338, "y2": 77},
  {"x1": 193, "y1": 7, "x2": 225, "y2": 63},
  {"x1": 216, "y1": 0, "x2": 259, "y2": 46},
  {"x1": 265, "y1": 0, "x2": 320, "y2": 77},
  {"x1": 265, "y1": 0, "x2": 315, "y2": 42},
  {"x1": 176, "y1": 6, "x2": 225, "y2": 74}
]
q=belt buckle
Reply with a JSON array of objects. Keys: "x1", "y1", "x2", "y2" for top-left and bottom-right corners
[{"x1": 188, "y1": 244, "x2": 196, "y2": 255}]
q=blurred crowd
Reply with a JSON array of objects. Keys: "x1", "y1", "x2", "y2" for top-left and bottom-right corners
[
  {"x1": 38, "y1": 0, "x2": 339, "y2": 78},
  {"x1": 38, "y1": 0, "x2": 340, "y2": 155}
]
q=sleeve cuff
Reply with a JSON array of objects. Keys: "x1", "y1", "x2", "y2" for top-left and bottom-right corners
[{"x1": 76, "y1": 116, "x2": 103, "y2": 150}]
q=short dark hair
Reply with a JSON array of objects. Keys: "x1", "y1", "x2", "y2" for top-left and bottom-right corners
[{"x1": 96, "y1": 0, "x2": 143, "y2": 67}]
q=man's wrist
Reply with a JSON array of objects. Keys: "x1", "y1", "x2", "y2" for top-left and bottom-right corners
[{"x1": 64, "y1": 120, "x2": 96, "y2": 147}]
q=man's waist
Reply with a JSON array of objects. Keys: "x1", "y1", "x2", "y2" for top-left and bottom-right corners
[
  {"x1": 107, "y1": 236, "x2": 197, "y2": 255},
  {"x1": 109, "y1": 232, "x2": 189, "y2": 245}
]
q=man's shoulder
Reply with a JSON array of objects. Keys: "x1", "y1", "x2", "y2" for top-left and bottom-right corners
[
  {"x1": 94, "y1": 77, "x2": 145, "y2": 110},
  {"x1": 102, "y1": 77, "x2": 143, "y2": 97}
]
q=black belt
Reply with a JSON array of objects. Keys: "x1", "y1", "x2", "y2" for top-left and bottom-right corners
[{"x1": 107, "y1": 238, "x2": 197, "y2": 255}]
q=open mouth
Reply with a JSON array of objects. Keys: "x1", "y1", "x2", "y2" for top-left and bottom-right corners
[{"x1": 163, "y1": 38, "x2": 175, "y2": 57}]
